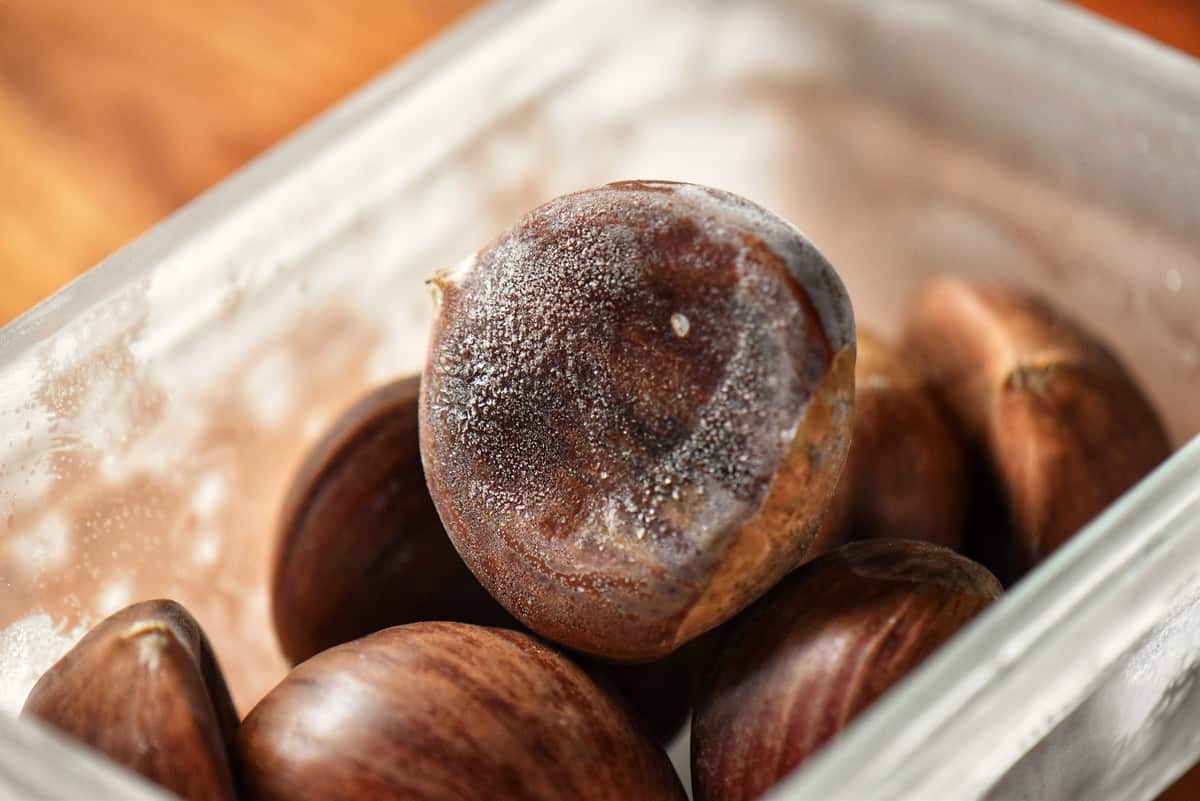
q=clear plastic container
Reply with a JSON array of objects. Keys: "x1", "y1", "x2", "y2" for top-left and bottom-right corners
[{"x1": 2, "y1": 0, "x2": 1199, "y2": 798}]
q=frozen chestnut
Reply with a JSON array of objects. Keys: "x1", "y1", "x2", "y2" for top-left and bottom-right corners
[
  {"x1": 821, "y1": 330, "x2": 969, "y2": 550},
  {"x1": 904, "y1": 277, "x2": 1170, "y2": 568},
  {"x1": 237, "y1": 622, "x2": 686, "y2": 801},
  {"x1": 692, "y1": 540, "x2": 1000, "y2": 801},
  {"x1": 22, "y1": 599, "x2": 238, "y2": 801},
  {"x1": 420, "y1": 180, "x2": 856, "y2": 662},
  {"x1": 273, "y1": 375, "x2": 513, "y2": 665}
]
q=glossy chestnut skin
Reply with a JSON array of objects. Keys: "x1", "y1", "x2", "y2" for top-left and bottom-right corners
[
  {"x1": 904, "y1": 277, "x2": 1171, "y2": 569},
  {"x1": 237, "y1": 622, "x2": 686, "y2": 801},
  {"x1": 821, "y1": 330, "x2": 969, "y2": 551},
  {"x1": 272, "y1": 375, "x2": 513, "y2": 665},
  {"x1": 692, "y1": 540, "x2": 1000, "y2": 801},
  {"x1": 421, "y1": 180, "x2": 856, "y2": 661},
  {"x1": 23, "y1": 599, "x2": 238, "y2": 801}
]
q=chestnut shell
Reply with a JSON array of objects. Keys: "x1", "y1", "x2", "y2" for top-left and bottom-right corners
[
  {"x1": 272, "y1": 375, "x2": 512, "y2": 665},
  {"x1": 22, "y1": 599, "x2": 238, "y2": 801},
  {"x1": 904, "y1": 277, "x2": 1170, "y2": 568},
  {"x1": 821, "y1": 330, "x2": 969, "y2": 551},
  {"x1": 237, "y1": 622, "x2": 686, "y2": 801},
  {"x1": 692, "y1": 540, "x2": 1000, "y2": 801},
  {"x1": 420, "y1": 180, "x2": 855, "y2": 661}
]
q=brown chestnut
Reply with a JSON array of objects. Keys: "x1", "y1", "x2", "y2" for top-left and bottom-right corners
[
  {"x1": 22, "y1": 599, "x2": 238, "y2": 801},
  {"x1": 237, "y1": 622, "x2": 686, "y2": 801},
  {"x1": 820, "y1": 329, "x2": 969, "y2": 551},
  {"x1": 583, "y1": 629, "x2": 718, "y2": 746},
  {"x1": 692, "y1": 540, "x2": 1000, "y2": 801},
  {"x1": 272, "y1": 375, "x2": 513, "y2": 665},
  {"x1": 904, "y1": 277, "x2": 1171, "y2": 568},
  {"x1": 420, "y1": 180, "x2": 856, "y2": 662}
]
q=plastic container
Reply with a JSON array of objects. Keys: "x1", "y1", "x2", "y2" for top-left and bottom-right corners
[{"x1": 2, "y1": 0, "x2": 1199, "y2": 798}]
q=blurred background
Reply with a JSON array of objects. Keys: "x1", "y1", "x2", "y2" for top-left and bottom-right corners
[{"x1": 0, "y1": 0, "x2": 1196, "y2": 326}]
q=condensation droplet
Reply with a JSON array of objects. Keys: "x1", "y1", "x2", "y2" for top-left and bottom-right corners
[
  {"x1": 192, "y1": 472, "x2": 228, "y2": 519},
  {"x1": 97, "y1": 579, "x2": 132, "y2": 616},
  {"x1": 193, "y1": 530, "x2": 222, "y2": 567}
]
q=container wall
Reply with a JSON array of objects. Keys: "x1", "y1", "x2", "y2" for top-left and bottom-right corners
[{"x1": 1, "y1": 0, "x2": 1198, "y2": 797}]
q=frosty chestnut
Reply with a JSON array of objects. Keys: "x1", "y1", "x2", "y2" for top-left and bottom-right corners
[{"x1": 420, "y1": 181, "x2": 855, "y2": 661}]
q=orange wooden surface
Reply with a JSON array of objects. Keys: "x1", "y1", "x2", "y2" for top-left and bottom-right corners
[
  {"x1": 0, "y1": 1, "x2": 1196, "y2": 326},
  {"x1": 0, "y1": 0, "x2": 480, "y2": 325}
]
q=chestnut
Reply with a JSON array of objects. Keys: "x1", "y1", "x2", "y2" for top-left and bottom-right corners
[
  {"x1": 22, "y1": 599, "x2": 238, "y2": 801},
  {"x1": 820, "y1": 329, "x2": 969, "y2": 551},
  {"x1": 583, "y1": 629, "x2": 718, "y2": 746},
  {"x1": 904, "y1": 277, "x2": 1171, "y2": 568},
  {"x1": 692, "y1": 540, "x2": 1000, "y2": 801},
  {"x1": 272, "y1": 375, "x2": 513, "y2": 665},
  {"x1": 420, "y1": 180, "x2": 856, "y2": 662},
  {"x1": 237, "y1": 622, "x2": 686, "y2": 801}
]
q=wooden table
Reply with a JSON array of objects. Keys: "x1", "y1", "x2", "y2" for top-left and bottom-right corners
[{"x1": 0, "y1": 0, "x2": 1196, "y2": 326}]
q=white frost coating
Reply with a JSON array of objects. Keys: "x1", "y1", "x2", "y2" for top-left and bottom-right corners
[
  {"x1": 615, "y1": 100, "x2": 813, "y2": 207},
  {"x1": 0, "y1": 425, "x2": 61, "y2": 513},
  {"x1": 653, "y1": 181, "x2": 854, "y2": 350},
  {"x1": 441, "y1": 252, "x2": 480, "y2": 288},
  {"x1": 0, "y1": 614, "x2": 88, "y2": 715},
  {"x1": 7, "y1": 513, "x2": 71, "y2": 576},
  {"x1": 0, "y1": 1, "x2": 1191, "y2": 771},
  {"x1": 427, "y1": 180, "x2": 849, "y2": 631},
  {"x1": 97, "y1": 580, "x2": 132, "y2": 616},
  {"x1": 191, "y1": 472, "x2": 228, "y2": 520},
  {"x1": 192, "y1": 529, "x2": 222, "y2": 567},
  {"x1": 0, "y1": 448, "x2": 58, "y2": 523},
  {"x1": 241, "y1": 349, "x2": 298, "y2": 427},
  {"x1": 428, "y1": 253, "x2": 479, "y2": 306}
]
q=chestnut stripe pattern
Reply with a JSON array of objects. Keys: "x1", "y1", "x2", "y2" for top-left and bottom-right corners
[
  {"x1": 272, "y1": 375, "x2": 513, "y2": 666},
  {"x1": 23, "y1": 600, "x2": 239, "y2": 801},
  {"x1": 692, "y1": 540, "x2": 1000, "y2": 801},
  {"x1": 237, "y1": 622, "x2": 686, "y2": 801}
]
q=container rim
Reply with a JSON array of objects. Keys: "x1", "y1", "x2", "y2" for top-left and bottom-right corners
[
  {"x1": 0, "y1": 0, "x2": 538, "y2": 364},
  {"x1": 2, "y1": 1, "x2": 1199, "y2": 799}
]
